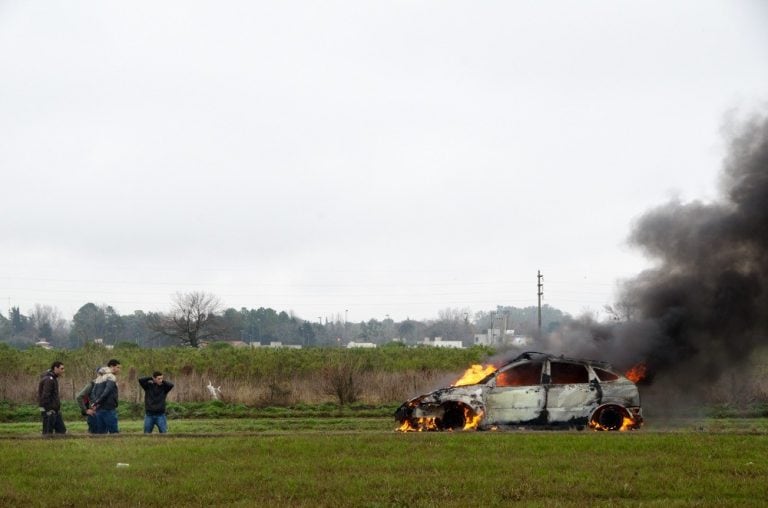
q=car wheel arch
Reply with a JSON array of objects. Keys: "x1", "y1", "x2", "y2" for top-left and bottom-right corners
[
  {"x1": 589, "y1": 403, "x2": 631, "y2": 431},
  {"x1": 437, "y1": 401, "x2": 484, "y2": 430}
]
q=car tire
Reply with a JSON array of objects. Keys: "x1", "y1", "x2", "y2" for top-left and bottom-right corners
[
  {"x1": 591, "y1": 404, "x2": 629, "y2": 431},
  {"x1": 439, "y1": 403, "x2": 467, "y2": 430}
]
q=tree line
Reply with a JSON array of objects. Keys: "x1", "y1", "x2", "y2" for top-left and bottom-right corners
[{"x1": 0, "y1": 291, "x2": 568, "y2": 349}]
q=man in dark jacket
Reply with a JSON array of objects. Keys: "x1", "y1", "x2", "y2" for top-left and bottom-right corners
[
  {"x1": 138, "y1": 371, "x2": 174, "y2": 433},
  {"x1": 90, "y1": 359, "x2": 121, "y2": 434},
  {"x1": 38, "y1": 361, "x2": 66, "y2": 435}
]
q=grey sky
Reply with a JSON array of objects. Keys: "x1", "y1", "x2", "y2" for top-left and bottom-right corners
[{"x1": 1, "y1": 1, "x2": 767, "y2": 323}]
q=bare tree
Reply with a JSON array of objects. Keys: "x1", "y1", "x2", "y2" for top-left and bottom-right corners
[
  {"x1": 603, "y1": 299, "x2": 638, "y2": 322},
  {"x1": 428, "y1": 307, "x2": 474, "y2": 342},
  {"x1": 147, "y1": 292, "x2": 225, "y2": 348},
  {"x1": 28, "y1": 304, "x2": 68, "y2": 343}
]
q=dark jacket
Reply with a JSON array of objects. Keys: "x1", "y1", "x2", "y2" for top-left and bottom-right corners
[
  {"x1": 37, "y1": 370, "x2": 61, "y2": 411},
  {"x1": 139, "y1": 377, "x2": 174, "y2": 414},
  {"x1": 76, "y1": 381, "x2": 95, "y2": 415},
  {"x1": 91, "y1": 375, "x2": 119, "y2": 411}
]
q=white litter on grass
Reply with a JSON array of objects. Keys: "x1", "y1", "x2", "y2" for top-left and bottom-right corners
[
  {"x1": 116, "y1": 463, "x2": 129, "y2": 468},
  {"x1": 206, "y1": 381, "x2": 222, "y2": 400}
]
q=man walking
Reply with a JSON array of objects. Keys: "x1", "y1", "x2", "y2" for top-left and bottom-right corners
[
  {"x1": 90, "y1": 359, "x2": 121, "y2": 434},
  {"x1": 75, "y1": 368, "x2": 99, "y2": 433},
  {"x1": 38, "y1": 361, "x2": 66, "y2": 435},
  {"x1": 139, "y1": 371, "x2": 174, "y2": 433}
]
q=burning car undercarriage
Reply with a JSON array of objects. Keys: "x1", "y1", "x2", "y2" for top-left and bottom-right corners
[{"x1": 396, "y1": 352, "x2": 643, "y2": 432}]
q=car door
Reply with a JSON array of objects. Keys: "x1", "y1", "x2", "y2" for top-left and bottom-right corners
[
  {"x1": 545, "y1": 361, "x2": 599, "y2": 424},
  {"x1": 484, "y1": 361, "x2": 546, "y2": 426}
]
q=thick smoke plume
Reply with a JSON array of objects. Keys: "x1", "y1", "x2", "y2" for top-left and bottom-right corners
[{"x1": 541, "y1": 114, "x2": 768, "y2": 399}]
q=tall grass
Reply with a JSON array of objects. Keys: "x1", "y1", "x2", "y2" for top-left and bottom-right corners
[
  {"x1": 0, "y1": 343, "x2": 488, "y2": 406},
  {"x1": 5, "y1": 343, "x2": 767, "y2": 413}
]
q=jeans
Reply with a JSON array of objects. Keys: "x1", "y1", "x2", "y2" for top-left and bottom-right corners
[
  {"x1": 85, "y1": 414, "x2": 97, "y2": 433},
  {"x1": 41, "y1": 410, "x2": 66, "y2": 435},
  {"x1": 144, "y1": 413, "x2": 168, "y2": 433},
  {"x1": 95, "y1": 409, "x2": 119, "y2": 434}
]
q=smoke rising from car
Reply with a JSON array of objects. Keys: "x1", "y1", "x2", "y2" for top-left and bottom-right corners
[{"x1": 539, "y1": 113, "x2": 768, "y2": 396}]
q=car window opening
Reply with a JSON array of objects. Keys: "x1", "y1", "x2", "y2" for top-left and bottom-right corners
[
  {"x1": 495, "y1": 362, "x2": 542, "y2": 387},
  {"x1": 593, "y1": 368, "x2": 620, "y2": 382},
  {"x1": 550, "y1": 362, "x2": 589, "y2": 384}
]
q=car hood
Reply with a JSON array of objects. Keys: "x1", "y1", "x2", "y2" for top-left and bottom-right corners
[{"x1": 401, "y1": 383, "x2": 488, "y2": 413}]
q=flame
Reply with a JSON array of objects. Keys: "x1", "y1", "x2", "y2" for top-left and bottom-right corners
[
  {"x1": 396, "y1": 404, "x2": 483, "y2": 432},
  {"x1": 398, "y1": 417, "x2": 438, "y2": 432},
  {"x1": 589, "y1": 416, "x2": 638, "y2": 432},
  {"x1": 453, "y1": 364, "x2": 497, "y2": 386},
  {"x1": 462, "y1": 406, "x2": 482, "y2": 430},
  {"x1": 625, "y1": 362, "x2": 647, "y2": 383}
]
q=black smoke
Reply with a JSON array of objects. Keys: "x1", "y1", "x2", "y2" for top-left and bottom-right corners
[{"x1": 541, "y1": 114, "x2": 768, "y2": 399}]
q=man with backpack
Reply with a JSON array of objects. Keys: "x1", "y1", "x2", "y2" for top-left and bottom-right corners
[{"x1": 75, "y1": 368, "x2": 100, "y2": 433}]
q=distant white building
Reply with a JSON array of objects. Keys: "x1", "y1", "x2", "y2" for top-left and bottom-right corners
[
  {"x1": 475, "y1": 329, "x2": 532, "y2": 349},
  {"x1": 91, "y1": 338, "x2": 114, "y2": 350},
  {"x1": 34, "y1": 340, "x2": 52, "y2": 350},
  {"x1": 474, "y1": 329, "x2": 503, "y2": 347},
  {"x1": 509, "y1": 335, "x2": 533, "y2": 348},
  {"x1": 346, "y1": 341, "x2": 377, "y2": 349},
  {"x1": 250, "y1": 341, "x2": 302, "y2": 349},
  {"x1": 421, "y1": 337, "x2": 463, "y2": 349}
]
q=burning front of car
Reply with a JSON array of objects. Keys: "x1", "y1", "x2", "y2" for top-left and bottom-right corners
[
  {"x1": 395, "y1": 385, "x2": 487, "y2": 432},
  {"x1": 395, "y1": 352, "x2": 644, "y2": 432}
]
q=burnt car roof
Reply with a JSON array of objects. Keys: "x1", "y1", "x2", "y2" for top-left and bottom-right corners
[
  {"x1": 501, "y1": 351, "x2": 615, "y2": 370},
  {"x1": 471, "y1": 352, "x2": 619, "y2": 386}
]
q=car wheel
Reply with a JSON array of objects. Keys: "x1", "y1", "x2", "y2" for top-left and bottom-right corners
[
  {"x1": 438, "y1": 403, "x2": 467, "y2": 430},
  {"x1": 591, "y1": 404, "x2": 629, "y2": 431}
]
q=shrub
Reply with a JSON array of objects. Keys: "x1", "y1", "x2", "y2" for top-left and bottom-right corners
[{"x1": 322, "y1": 356, "x2": 364, "y2": 406}]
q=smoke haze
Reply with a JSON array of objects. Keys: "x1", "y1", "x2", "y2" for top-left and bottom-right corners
[{"x1": 540, "y1": 114, "x2": 768, "y2": 402}]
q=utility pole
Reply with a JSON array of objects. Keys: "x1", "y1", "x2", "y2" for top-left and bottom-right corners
[
  {"x1": 502, "y1": 311, "x2": 508, "y2": 335},
  {"x1": 537, "y1": 270, "x2": 544, "y2": 335}
]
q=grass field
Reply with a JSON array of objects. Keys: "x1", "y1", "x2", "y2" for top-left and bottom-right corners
[{"x1": 2, "y1": 417, "x2": 767, "y2": 507}]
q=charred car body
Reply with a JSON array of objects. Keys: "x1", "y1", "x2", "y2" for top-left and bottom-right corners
[{"x1": 395, "y1": 352, "x2": 643, "y2": 431}]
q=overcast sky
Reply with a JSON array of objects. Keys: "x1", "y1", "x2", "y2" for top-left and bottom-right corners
[{"x1": 1, "y1": 1, "x2": 767, "y2": 323}]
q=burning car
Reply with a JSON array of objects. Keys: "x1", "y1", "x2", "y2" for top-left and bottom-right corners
[{"x1": 395, "y1": 351, "x2": 643, "y2": 432}]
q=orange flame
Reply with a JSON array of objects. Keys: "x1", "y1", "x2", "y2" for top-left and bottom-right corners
[
  {"x1": 462, "y1": 407, "x2": 483, "y2": 430},
  {"x1": 398, "y1": 417, "x2": 437, "y2": 432},
  {"x1": 589, "y1": 416, "x2": 638, "y2": 432},
  {"x1": 625, "y1": 362, "x2": 647, "y2": 383},
  {"x1": 397, "y1": 406, "x2": 483, "y2": 432},
  {"x1": 452, "y1": 364, "x2": 497, "y2": 387}
]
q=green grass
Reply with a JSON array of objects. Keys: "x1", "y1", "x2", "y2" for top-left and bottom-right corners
[
  {"x1": 0, "y1": 401, "x2": 398, "y2": 423},
  {"x1": 1, "y1": 420, "x2": 767, "y2": 507},
  {"x1": 0, "y1": 417, "x2": 393, "y2": 436}
]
